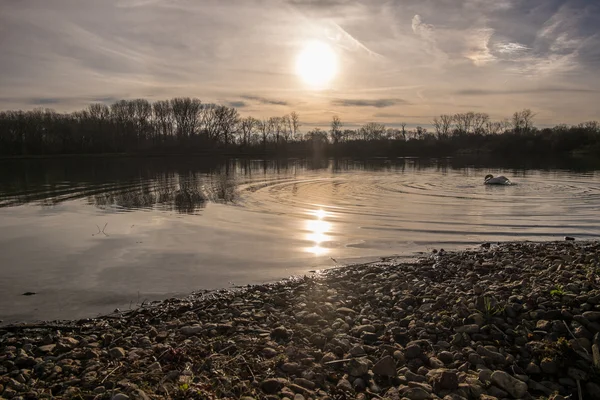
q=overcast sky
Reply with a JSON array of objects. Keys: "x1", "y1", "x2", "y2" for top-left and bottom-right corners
[{"x1": 1, "y1": 0, "x2": 599, "y2": 127}]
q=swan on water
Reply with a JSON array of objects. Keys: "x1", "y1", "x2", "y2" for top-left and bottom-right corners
[{"x1": 484, "y1": 174, "x2": 511, "y2": 185}]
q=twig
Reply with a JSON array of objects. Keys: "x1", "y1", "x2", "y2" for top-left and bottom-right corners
[
  {"x1": 563, "y1": 320, "x2": 577, "y2": 340},
  {"x1": 101, "y1": 363, "x2": 122, "y2": 384},
  {"x1": 491, "y1": 324, "x2": 509, "y2": 340},
  {"x1": 324, "y1": 359, "x2": 352, "y2": 365},
  {"x1": 239, "y1": 355, "x2": 256, "y2": 381},
  {"x1": 577, "y1": 379, "x2": 583, "y2": 400}
]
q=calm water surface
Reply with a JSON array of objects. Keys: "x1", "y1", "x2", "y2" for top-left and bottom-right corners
[{"x1": 1, "y1": 157, "x2": 599, "y2": 323}]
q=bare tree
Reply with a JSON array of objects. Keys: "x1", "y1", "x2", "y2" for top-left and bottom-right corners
[
  {"x1": 290, "y1": 111, "x2": 300, "y2": 141},
  {"x1": 171, "y1": 97, "x2": 202, "y2": 138},
  {"x1": 330, "y1": 115, "x2": 343, "y2": 144},
  {"x1": 433, "y1": 114, "x2": 453, "y2": 139},
  {"x1": 359, "y1": 122, "x2": 386, "y2": 141},
  {"x1": 239, "y1": 116, "x2": 259, "y2": 147},
  {"x1": 512, "y1": 109, "x2": 535, "y2": 133},
  {"x1": 153, "y1": 100, "x2": 174, "y2": 141}
]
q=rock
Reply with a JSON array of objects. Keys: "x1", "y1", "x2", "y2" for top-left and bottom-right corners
[
  {"x1": 437, "y1": 351, "x2": 454, "y2": 364},
  {"x1": 321, "y1": 352, "x2": 337, "y2": 364},
  {"x1": 351, "y1": 324, "x2": 376, "y2": 336},
  {"x1": 428, "y1": 357, "x2": 444, "y2": 369},
  {"x1": 491, "y1": 371, "x2": 528, "y2": 399},
  {"x1": 281, "y1": 362, "x2": 300, "y2": 374},
  {"x1": 455, "y1": 324, "x2": 479, "y2": 334},
  {"x1": 583, "y1": 311, "x2": 600, "y2": 321},
  {"x1": 112, "y1": 394, "x2": 130, "y2": 400},
  {"x1": 349, "y1": 345, "x2": 366, "y2": 357},
  {"x1": 131, "y1": 389, "x2": 150, "y2": 400},
  {"x1": 37, "y1": 344, "x2": 56, "y2": 354},
  {"x1": 402, "y1": 387, "x2": 432, "y2": 400},
  {"x1": 336, "y1": 307, "x2": 356, "y2": 315},
  {"x1": 540, "y1": 358, "x2": 559, "y2": 374},
  {"x1": 430, "y1": 369, "x2": 458, "y2": 391},
  {"x1": 567, "y1": 367, "x2": 586, "y2": 381},
  {"x1": 337, "y1": 378, "x2": 353, "y2": 392},
  {"x1": 271, "y1": 326, "x2": 291, "y2": 340},
  {"x1": 373, "y1": 355, "x2": 396, "y2": 377},
  {"x1": 261, "y1": 378, "x2": 286, "y2": 394},
  {"x1": 586, "y1": 382, "x2": 600, "y2": 400},
  {"x1": 109, "y1": 347, "x2": 126, "y2": 359},
  {"x1": 348, "y1": 358, "x2": 369, "y2": 376},
  {"x1": 525, "y1": 362, "x2": 541, "y2": 374},
  {"x1": 180, "y1": 325, "x2": 203, "y2": 335},
  {"x1": 405, "y1": 344, "x2": 422, "y2": 359},
  {"x1": 261, "y1": 347, "x2": 279, "y2": 358}
]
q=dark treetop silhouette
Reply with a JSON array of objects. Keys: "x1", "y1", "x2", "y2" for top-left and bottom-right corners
[{"x1": 0, "y1": 98, "x2": 599, "y2": 158}]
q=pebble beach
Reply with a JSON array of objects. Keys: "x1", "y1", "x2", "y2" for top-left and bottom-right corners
[{"x1": 1, "y1": 241, "x2": 600, "y2": 399}]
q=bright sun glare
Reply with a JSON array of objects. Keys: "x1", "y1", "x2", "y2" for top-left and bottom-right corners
[{"x1": 296, "y1": 40, "x2": 338, "y2": 88}]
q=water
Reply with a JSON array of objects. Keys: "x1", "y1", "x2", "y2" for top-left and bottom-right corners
[{"x1": 1, "y1": 156, "x2": 599, "y2": 323}]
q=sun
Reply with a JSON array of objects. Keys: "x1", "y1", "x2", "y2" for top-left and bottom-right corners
[{"x1": 295, "y1": 40, "x2": 338, "y2": 88}]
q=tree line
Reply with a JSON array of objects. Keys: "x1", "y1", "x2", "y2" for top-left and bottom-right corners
[{"x1": 0, "y1": 98, "x2": 599, "y2": 158}]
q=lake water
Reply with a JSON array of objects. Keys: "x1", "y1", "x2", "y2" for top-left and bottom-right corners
[{"x1": 1, "y1": 156, "x2": 599, "y2": 323}]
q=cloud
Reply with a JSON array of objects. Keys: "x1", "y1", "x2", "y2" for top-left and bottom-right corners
[
  {"x1": 455, "y1": 87, "x2": 597, "y2": 96},
  {"x1": 29, "y1": 98, "x2": 62, "y2": 106},
  {"x1": 332, "y1": 99, "x2": 409, "y2": 108},
  {"x1": 0, "y1": 0, "x2": 599, "y2": 125},
  {"x1": 239, "y1": 95, "x2": 289, "y2": 106},
  {"x1": 226, "y1": 101, "x2": 248, "y2": 108}
]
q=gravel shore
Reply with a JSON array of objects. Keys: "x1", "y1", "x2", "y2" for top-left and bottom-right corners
[{"x1": 1, "y1": 241, "x2": 600, "y2": 400}]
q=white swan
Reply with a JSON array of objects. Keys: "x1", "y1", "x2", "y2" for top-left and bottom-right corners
[{"x1": 484, "y1": 174, "x2": 511, "y2": 185}]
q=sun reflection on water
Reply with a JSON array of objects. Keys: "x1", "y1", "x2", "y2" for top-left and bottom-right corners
[{"x1": 306, "y1": 208, "x2": 331, "y2": 255}]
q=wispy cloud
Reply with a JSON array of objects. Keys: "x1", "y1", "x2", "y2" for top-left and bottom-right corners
[
  {"x1": 456, "y1": 87, "x2": 597, "y2": 96},
  {"x1": 0, "y1": 0, "x2": 598, "y2": 125},
  {"x1": 332, "y1": 98, "x2": 409, "y2": 108},
  {"x1": 226, "y1": 101, "x2": 248, "y2": 108},
  {"x1": 240, "y1": 95, "x2": 289, "y2": 106}
]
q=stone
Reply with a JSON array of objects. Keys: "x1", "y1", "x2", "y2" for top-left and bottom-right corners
[
  {"x1": 540, "y1": 358, "x2": 559, "y2": 374},
  {"x1": 180, "y1": 325, "x2": 204, "y2": 335},
  {"x1": 348, "y1": 358, "x2": 369, "y2": 376},
  {"x1": 567, "y1": 367, "x2": 586, "y2": 381},
  {"x1": 321, "y1": 352, "x2": 337, "y2": 364},
  {"x1": 431, "y1": 369, "x2": 458, "y2": 391},
  {"x1": 437, "y1": 351, "x2": 454, "y2": 364},
  {"x1": 281, "y1": 362, "x2": 300, "y2": 374},
  {"x1": 372, "y1": 355, "x2": 396, "y2": 377},
  {"x1": 586, "y1": 382, "x2": 600, "y2": 400},
  {"x1": 271, "y1": 326, "x2": 291, "y2": 340},
  {"x1": 428, "y1": 357, "x2": 444, "y2": 369},
  {"x1": 349, "y1": 345, "x2": 366, "y2": 357},
  {"x1": 455, "y1": 324, "x2": 479, "y2": 334},
  {"x1": 491, "y1": 371, "x2": 528, "y2": 399},
  {"x1": 261, "y1": 378, "x2": 286, "y2": 394},
  {"x1": 111, "y1": 394, "x2": 130, "y2": 400},
  {"x1": 402, "y1": 387, "x2": 432, "y2": 400},
  {"x1": 525, "y1": 362, "x2": 541, "y2": 374},
  {"x1": 583, "y1": 311, "x2": 600, "y2": 321},
  {"x1": 131, "y1": 389, "x2": 150, "y2": 400},
  {"x1": 262, "y1": 347, "x2": 279, "y2": 358},
  {"x1": 405, "y1": 344, "x2": 422, "y2": 359},
  {"x1": 109, "y1": 347, "x2": 126, "y2": 359},
  {"x1": 336, "y1": 378, "x2": 353, "y2": 392}
]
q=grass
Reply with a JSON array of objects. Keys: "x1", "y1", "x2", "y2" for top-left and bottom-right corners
[{"x1": 550, "y1": 284, "x2": 565, "y2": 297}]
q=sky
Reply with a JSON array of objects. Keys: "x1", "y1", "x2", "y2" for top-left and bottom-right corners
[{"x1": 1, "y1": 0, "x2": 599, "y2": 128}]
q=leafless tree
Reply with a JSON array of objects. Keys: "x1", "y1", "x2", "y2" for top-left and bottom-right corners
[
  {"x1": 512, "y1": 109, "x2": 535, "y2": 133},
  {"x1": 330, "y1": 115, "x2": 343, "y2": 144}
]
